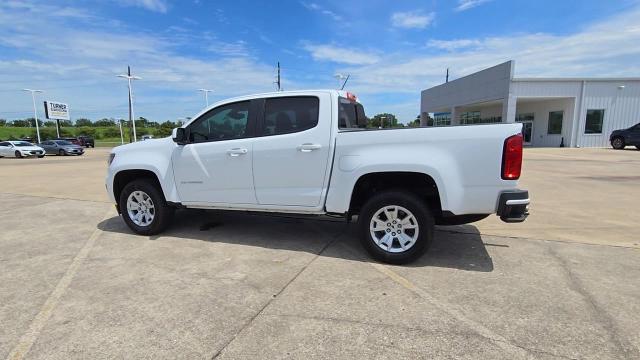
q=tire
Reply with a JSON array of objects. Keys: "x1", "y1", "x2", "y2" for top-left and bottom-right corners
[
  {"x1": 119, "y1": 179, "x2": 174, "y2": 235},
  {"x1": 359, "y1": 190, "x2": 434, "y2": 264},
  {"x1": 37, "y1": 155, "x2": 45, "y2": 158},
  {"x1": 58, "y1": 149, "x2": 65, "y2": 156},
  {"x1": 611, "y1": 137, "x2": 625, "y2": 150},
  {"x1": 15, "y1": 150, "x2": 22, "y2": 158},
  {"x1": 636, "y1": 146, "x2": 640, "y2": 150}
]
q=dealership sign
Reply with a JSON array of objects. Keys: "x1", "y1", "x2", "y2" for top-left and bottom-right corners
[{"x1": 44, "y1": 101, "x2": 70, "y2": 120}]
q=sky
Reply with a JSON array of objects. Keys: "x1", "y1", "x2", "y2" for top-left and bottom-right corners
[{"x1": 1, "y1": 0, "x2": 640, "y2": 123}]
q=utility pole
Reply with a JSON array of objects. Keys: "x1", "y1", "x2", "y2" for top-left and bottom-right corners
[
  {"x1": 446, "y1": 68, "x2": 449, "y2": 83},
  {"x1": 274, "y1": 62, "x2": 281, "y2": 91},
  {"x1": 22, "y1": 89, "x2": 43, "y2": 143},
  {"x1": 117, "y1": 66, "x2": 141, "y2": 142},
  {"x1": 198, "y1": 89, "x2": 213, "y2": 107}
]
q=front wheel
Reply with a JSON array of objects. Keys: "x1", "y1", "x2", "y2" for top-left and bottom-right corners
[
  {"x1": 119, "y1": 179, "x2": 174, "y2": 235},
  {"x1": 359, "y1": 191, "x2": 434, "y2": 264},
  {"x1": 15, "y1": 150, "x2": 22, "y2": 158},
  {"x1": 611, "y1": 137, "x2": 625, "y2": 150},
  {"x1": 58, "y1": 149, "x2": 65, "y2": 156},
  {"x1": 37, "y1": 155, "x2": 45, "y2": 158},
  {"x1": 636, "y1": 146, "x2": 640, "y2": 150}
]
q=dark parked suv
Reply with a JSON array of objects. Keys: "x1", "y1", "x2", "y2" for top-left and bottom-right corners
[
  {"x1": 610, "y1": 122, "x2": 640, "y2": 150},
  {"x1": 77, "y1": 136, "x2": 95, "y2": 148}
]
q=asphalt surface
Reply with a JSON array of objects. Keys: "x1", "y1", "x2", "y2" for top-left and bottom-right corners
[{"x1": 0, "y1": 147, "x2": 639, "y2": 359}]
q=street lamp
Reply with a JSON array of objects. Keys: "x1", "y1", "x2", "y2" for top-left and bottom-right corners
[
  {"x1": 117, "y1": 69, "x2": 141, "y2": 142},
  {"x1": 198, "y1": 89, "x2": 213, "y2": 107},
  {"x1": 22, "y1": 89, "x2": 43, "y2": 143}
]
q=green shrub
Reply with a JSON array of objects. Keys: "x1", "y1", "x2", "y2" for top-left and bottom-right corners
[
  {"x1": 101, "y1": 127, "x2": 122, "y2": 138},
  {"x1": 76, "y1": 127, "x2": 97, "y2": 138}
]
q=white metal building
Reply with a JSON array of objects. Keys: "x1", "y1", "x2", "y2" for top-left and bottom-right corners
[{"x1": 420, "y1": 61, "x2": 640, "y2": 147}]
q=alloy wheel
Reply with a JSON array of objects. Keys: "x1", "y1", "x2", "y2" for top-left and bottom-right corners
[
  {"x1": 369, "y1": 205, "x2": 419, "y2": 253},
  {"x1": 126, "y1": 190, "x2": 156, "y2": 227}
]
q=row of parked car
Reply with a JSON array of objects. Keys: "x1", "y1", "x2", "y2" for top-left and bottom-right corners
[{"x1": 0, "y1": 136, "x2": 94, "y2": 158}]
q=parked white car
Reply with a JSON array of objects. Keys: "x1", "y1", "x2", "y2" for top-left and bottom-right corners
[
  {"x1": 0, "y1": 141, "x2": 45, "y2": 158},
  {"x1": 106, "y1": 90, "x2": 529, "y2": 263}
]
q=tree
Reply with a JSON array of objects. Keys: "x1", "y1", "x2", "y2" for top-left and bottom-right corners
[
  {"x1": 0, "y1": 119, "x2": 6, "y2": 127},
  {"x1": 12, "y1": 118, "x2": 42, "y2": 127},
  {"x1": 59, "y1": 120, "x2": 73, "y2": 127},
  {"x1": 407, "y1": 115, "x2": 421, "y2": 128},
  {"x1": 94, "y1": 118, "x2": 116, "y2": 127},
  {"x1": 44, "y1": 121, "x2": 57, "y2": 127},
  {"x1": 369, "y1": 113, "x2": 399, "y2": 128},
  {"x1": 75, "y1": 118, "x2": 93, "y2": 127}
]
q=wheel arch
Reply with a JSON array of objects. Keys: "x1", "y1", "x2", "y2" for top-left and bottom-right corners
[
  {"x1": 113, "y1": 169, "x2": 165, "y2": 205},
  {"x1": 348, "y1": 171, "x2": 443, "y2": 218}
]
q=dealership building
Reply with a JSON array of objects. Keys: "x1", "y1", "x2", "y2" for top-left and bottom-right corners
[{"x1": 420, "y1": 61, "x2": 640, "y2": 147}]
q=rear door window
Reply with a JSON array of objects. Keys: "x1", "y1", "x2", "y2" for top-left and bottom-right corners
[
  {"x1": 262, "y1": 96, "x2": 319, "y2": 136},
  {"x1": 338, "y1": 98, "x2": 367, "y2": 129}
]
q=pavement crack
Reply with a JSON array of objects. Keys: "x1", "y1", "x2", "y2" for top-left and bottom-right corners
[
  {"x1": 547, "y1": 246, "x2": 640, "y2": 358},
  {"x1": 210, "y1": 224, "x2": 344, "y2": 359}
]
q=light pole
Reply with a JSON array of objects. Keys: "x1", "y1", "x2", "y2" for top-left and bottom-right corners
[
  {"x1": 198, "y1": 89, "x2": 213, "y2": 107},
  {"x1": 22, "y1": 89, "x2": 43, "y2": 143},
  {"x1": 118, "y1": 119, "x2": 124, "y2": 145},
  {"x1": 117, "y1": 67, "x2": 141, "y2": 142}
]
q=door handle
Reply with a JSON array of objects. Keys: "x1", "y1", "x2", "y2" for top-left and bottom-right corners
[
  {"x1": 297, "y1": 143, "x2": 322, "y2": 152},
  {"x1": 226, "y1": 148, "x2": 248, "y2": 156}
]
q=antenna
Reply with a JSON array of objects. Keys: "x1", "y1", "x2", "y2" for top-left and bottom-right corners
[
  {"x1": 446, "y1": 68, "x2": 449, "y2": 83},
  {"x1": 274, "y1": 62, "x2": 281, "y2": 91},
  {"x1": 340, "y1": 74, "x2": 350, "y2": 90},
  {"x1": 334, "y1": 73, "x2": 349, "y2": 90}
]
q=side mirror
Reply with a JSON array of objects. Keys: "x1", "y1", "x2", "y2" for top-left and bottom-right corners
[{"x1": 172, "y1": 128, "x2": 187, "y2": 145}]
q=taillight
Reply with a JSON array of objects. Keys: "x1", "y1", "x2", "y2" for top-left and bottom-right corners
[{"x1": 502, "y1": 133, "x2": 523, "y2": 180}]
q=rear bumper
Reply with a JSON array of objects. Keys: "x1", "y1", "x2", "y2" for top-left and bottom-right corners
[{"x1": 497, "y1": 190, "x2": 529, "y2": 223}]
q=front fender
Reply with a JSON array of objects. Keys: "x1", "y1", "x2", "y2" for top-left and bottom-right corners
[{"x1": 106, "y1": 138, "x2": 180, "y2": 203}]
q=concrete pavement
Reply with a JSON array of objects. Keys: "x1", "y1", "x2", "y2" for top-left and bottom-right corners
[{"x1": 0, "y1": 147, "x2": 639, "y2": 359}]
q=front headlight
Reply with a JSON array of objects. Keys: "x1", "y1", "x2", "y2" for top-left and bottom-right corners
[{"x1": 108, "y1": 153, "x2": 116, "y2": 165}]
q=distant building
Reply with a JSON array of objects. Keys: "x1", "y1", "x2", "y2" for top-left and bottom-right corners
[{"x1": 420, "y1": 61, "x2": 640, "y2": 147}]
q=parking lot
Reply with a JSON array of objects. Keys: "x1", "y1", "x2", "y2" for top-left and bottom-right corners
[{"x1": 1, "y1": 148, "x2": 639, "y2": 359}]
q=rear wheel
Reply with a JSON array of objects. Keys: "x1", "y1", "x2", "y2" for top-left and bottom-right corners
[
  {"x1": 611, "y1": 137, "x2": 625, "y2": 149},
  {"x1": 37, "y1": 155, "x2": 45, "y2": 158},
  {"x1": 359, "y1": 190, "x2": 433, "y2": 264},
  {"x1": 636, "y1": 146, "x2": 640, "y2": 150},
  {"x1": 119, "y1": 179, "x2": 174, "y2": 235},
  {"x1": 14, "y1": 150, "x2": 22, "y2": 158}
]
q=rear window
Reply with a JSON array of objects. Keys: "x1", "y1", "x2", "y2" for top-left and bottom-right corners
[
  {"x1": 338, "y1": 98, "x2": 367, "y2": 129},
  {"x1": 262, "y1": 96, "x2": 319, "y2": 136}
]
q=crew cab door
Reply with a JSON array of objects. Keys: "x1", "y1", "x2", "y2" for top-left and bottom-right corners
[
  {"x1": 172, "y1": 100, "x2": 257, "y2": 205},
  {"x1": 251, "y1": 94, "x2": 332, "y2": 207}
]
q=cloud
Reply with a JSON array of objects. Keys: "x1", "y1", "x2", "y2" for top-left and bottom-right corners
[
  {"x1": 300, "y1": 2, "x2": 342, "y2": 21},
  {"x1": 117, "y1": 0, "x2": 168, "y2": 13},
  {"x1": 0, "y1": 1, "x2": 281, "y2": 120},
  {"x1": 455, "y1": 0, "x2": 492, "y2": 12},
  {"x1": 391, "y1": 11, "x2": 435, "y2": 29},
  {"x1": 303, "y1": 44, "x2": 380, "y2": 65},
  {"x1": 329, "y1": 5, "x2": 640, "y2": 120},
  {"x1": 426, "y1": 39, "x2": 481, "y2": 51}
]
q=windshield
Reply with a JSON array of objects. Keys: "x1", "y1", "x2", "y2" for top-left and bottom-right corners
[
  {"x1": 14, "y1": 141, "x2": 33, "y2": 147},
  {"x1": 55, "y1": 140, "x2": 73, "y2": 145}
]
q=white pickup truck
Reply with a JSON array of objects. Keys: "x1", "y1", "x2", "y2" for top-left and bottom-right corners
[{"x1": 106, "y1": 90, "x2": 529, "y2": 263}]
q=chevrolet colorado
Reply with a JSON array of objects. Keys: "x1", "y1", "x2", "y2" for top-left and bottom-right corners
[{"x1": 106, "y1": 90, "x2": 529, "y2": 264}]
